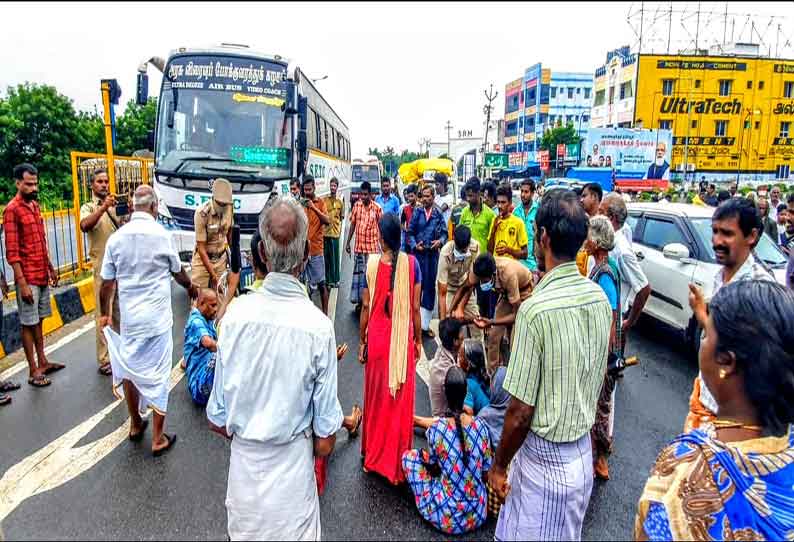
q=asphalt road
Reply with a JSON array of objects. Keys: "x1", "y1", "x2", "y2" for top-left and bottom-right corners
[{"x1": 0, "y1": 252, "x2": 699, "y2": 541}]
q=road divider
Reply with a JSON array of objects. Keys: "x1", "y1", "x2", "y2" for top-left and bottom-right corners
[{"x1": 1, "y1": 277, "x2": 96, "y2": 361}]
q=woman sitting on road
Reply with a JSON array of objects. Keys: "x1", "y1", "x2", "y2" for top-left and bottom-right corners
[
  {"x1": 402, "y1": 366, "x2": 493, "y2": 535},
  {"x1": 460, "y1": 339, "x2": 490, "y2": 415},
  {"x1": 635, "y1": 280, "x2": 794, "y2": 541}
]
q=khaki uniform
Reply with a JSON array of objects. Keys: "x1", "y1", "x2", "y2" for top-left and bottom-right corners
[
  {"x1": 438, "y1": 240, "x2": 482, "y2": 340},
  {"x1": 191, "y1": 201, "x2": 233, "y2": 287},
  {"x1": 80, "y1": 197, "x2": 121, "y2": 365},
  {"x1": 487, "y1": 257, "x2": 534, "y2": 374}
]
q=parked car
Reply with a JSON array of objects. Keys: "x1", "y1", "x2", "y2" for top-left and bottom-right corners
[{"x1": 625, "y1": 202, "x2": 788, "y2": 353}]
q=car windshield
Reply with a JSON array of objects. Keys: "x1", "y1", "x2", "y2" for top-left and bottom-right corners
[
  {"x1": 690, "y1": 217, "x2": 788, "y2": 268},
  {"x1": 156, "y1": 55, "x2": 292, "y2": 181},
  {"x1": 352, "y1": 165, "x2": 381, "y2": 182}
]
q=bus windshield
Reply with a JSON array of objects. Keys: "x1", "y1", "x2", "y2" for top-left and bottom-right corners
[
  {"x1": 352, "y1": 165, "x2": 380, "y2": 182},
  {"x1": 156, "y1": 55, "x2": 292, "y2": 181}
]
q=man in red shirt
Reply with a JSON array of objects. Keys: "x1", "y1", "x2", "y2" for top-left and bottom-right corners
[
  {"x1": 345, "y1": 181, "x2": 383, "y2": 311},
  {"x1": 4, "y1": 164, "x2": 62, "y2": 388},
  {"x1": 300, "y1": 176, "x2": 331, "y2": 314}
]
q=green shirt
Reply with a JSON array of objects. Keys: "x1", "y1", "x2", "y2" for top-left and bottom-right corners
[
  {"x1": 459, "y1": 204, "x2": 495, "y2": 255},
  {"x1": 513, "y1": 201, "x2": 539, "y2": 271},
  {"x1": 504, "y1": 262, "x2": 612, "y2": 443}
]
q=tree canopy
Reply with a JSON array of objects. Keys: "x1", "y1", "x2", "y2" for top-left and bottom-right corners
[{"x1": 538, "y1": 121, "x2": 581, "y2": 163}]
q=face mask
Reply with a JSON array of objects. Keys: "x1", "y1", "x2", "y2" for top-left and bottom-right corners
[
  {"x1": 480, "y1": 279, "x2": 494, "y2": 292},
  {"x1": 453, "y1": 249, "x2": 467, "y2": 262}
]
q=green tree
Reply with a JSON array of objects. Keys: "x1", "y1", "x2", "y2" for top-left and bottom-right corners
[
  {"x1": 114, "y1": 98, "x2": 157, "y2": 156},
  {"x1": 539, "y1": 122, "x2": 581, "y2": 163},
  {"x1": 0, "y1": 83, "x2": 92, "y2": 207}
]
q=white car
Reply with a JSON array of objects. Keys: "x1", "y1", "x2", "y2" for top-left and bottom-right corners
[{"x1": 625, "y1": 202, "x2": 788, "y2": 352}]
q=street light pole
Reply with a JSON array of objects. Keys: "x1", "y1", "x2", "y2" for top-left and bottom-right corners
[{"x1": 445, "y1": 120, "x2": 453, "y2": 158}]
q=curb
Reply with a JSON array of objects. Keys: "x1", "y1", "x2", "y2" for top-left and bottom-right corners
[{"x1": 1, "y1": 277, "x2": 95, "y2": 359}]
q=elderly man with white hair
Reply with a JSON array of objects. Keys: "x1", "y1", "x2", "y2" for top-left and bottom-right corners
[
  {"x1": 99, "y1": 184, "x2": 199, "y2": 456},
  {"x1": 207, "y1": 196, "x2": 343, "y2": 541}
]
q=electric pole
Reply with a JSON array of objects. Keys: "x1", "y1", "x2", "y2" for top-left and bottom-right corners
[
  {"x1": 445, "y1": 120, "x2": 453, "y2": 158},
  {"x1": 482, "y1": 83, "x2": 499, "y2": 155}
]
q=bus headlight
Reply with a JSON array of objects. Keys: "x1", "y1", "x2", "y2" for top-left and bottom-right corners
[{"x1": 157, "y1": 202, "x2": 177, "y2": 229}]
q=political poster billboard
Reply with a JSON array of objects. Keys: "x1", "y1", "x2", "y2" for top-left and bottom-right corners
[{"x1": 584, "y1": 128, "x2": 673, "y2": 180}]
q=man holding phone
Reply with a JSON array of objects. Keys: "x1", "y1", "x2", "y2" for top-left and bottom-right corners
[{"x1": 80, "y1": 168, "x2": 123, "y2": 376}]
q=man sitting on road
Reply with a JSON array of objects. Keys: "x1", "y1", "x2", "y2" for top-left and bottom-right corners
[
  {"x1": 449, "y1": 253, "x2": 533, "y2": 375},
  {"x1": 183, "y1": 289, "x2": 219, "y2": 406},
  {"x1": 488, "y1": 184, "x2": 528, "y2": 263},
  {"x1": 100, "y1": 184, "x2": 199, "y2": 457}
]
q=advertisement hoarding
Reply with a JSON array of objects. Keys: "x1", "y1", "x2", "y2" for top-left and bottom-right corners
[{"x1": 584, "y1": 128, "x2": 673, "y2": 180}]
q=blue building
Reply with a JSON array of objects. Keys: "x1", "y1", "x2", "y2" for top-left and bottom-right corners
[{"x1": 504, "y1": 63, "x2": 594, "y2": 156}]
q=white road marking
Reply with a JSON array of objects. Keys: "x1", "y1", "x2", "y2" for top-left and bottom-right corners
[
  {"x1": 0, "y1": 321, "x2": 95, "y2": 381},
  {"x1": 0, "y1": 362, "x2": 186, "y2": 523}
]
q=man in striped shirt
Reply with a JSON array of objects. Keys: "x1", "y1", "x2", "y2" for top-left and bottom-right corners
[{"x1": 489, "y1": 189, "x2": 612, "y2": 542}]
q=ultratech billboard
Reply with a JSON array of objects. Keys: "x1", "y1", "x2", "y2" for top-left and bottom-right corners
[{"x1": 659, "y1": 97, "x2": 741, "y2": 115}]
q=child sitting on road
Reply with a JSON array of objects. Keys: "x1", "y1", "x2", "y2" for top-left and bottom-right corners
[{"x1": 183, "y1": 288, "x2": 219, "y2": 406}]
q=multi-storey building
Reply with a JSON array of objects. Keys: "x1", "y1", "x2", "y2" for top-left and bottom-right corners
[
  {"x1": 591, "y1": 46, "x2": 639, "y2": 128},
  {"x1": 503, "y1": 64, "x2": 593, "y2": 158}
]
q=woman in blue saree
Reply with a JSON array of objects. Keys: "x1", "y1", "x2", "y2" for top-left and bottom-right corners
[{"x1": 635, "y1": 281, "x2": 794, "y2": 541}]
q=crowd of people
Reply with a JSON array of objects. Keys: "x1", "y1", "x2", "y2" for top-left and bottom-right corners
[{"x1": 1, "y1": 160, "x2": 793, "y2": 541}]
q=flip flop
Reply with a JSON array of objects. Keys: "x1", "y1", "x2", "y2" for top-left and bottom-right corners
[
  {"x1": 129, "y1": 419, "x2": 149, "y2": 442},
  {"x1": 348, "y1": 404, "x2": 363, "y2": 439},
  {"x1": 44, "y1": 363, "x2": 66, "y2": 375},
  {"x1": 98, "y1": 363, "x2": 113, "y2": 376},
  {"x1": 0, "y1": 380, "x2": 21, "y2": 393},
  {"x1": 28, "y1": 375, "x2": 52, "y2": 388},
  {"x1": 0, "y1": 394, "x2": 11, "y2": 406},
  {"x1": 153, "y1": 433, "x2": 177, "y2": 457}
]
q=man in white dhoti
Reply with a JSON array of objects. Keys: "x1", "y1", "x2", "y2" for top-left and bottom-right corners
[
  {"x1": 99, "y1": 185, "x2": 199, "y2": 456},
  {"x1": 207, "y1": 196, "x2": 343, "y2": 541}
]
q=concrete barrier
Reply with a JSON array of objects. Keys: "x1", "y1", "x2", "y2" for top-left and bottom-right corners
[{"x1": 1, "y1": 277, "x2": 95, "y2": 359}]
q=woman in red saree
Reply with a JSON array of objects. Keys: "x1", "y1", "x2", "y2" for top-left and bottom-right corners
[{"x1": 359, "y1": 213, "x2": 423, "y2": 485}]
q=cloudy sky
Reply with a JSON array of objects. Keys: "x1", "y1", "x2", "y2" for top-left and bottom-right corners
[{"x1": 2, "y1": 1, "x2": 790, "y2": 157}]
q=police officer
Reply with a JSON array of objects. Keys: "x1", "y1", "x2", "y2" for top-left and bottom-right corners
[
  {"x1": 79, "y1": 168, "x2": 123, "y2": 376},
  {"x1": 192, "y1": 178, "x2": 234, "y2": 289}
]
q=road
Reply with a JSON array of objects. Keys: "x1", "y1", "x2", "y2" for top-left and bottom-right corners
[{"x1": 0, "y1": 252, "x2": 699, "y2": 540}]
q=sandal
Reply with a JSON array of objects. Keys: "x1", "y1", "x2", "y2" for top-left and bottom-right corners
[
  {"x1": 44, "y1": 363, "x2": 66, "y2": 375},
  {"x1": 129, "y1": 419, "x2": 149, "y2": 442},
  {"x1": 153, "y1": 433, "x2": 177, "y2": 457},
  {"x1": 0, "y1": 380, "x2": 21, "y2": 393},
  {"x1": 98, "y1": 362, "x2": 113, "y2": 376},
  {"x1": 348, "y1": 404, "x2": 363, "y2": 439},
  {"x1": 0, "y1": 394, "x2": 10, "y2": 406},
  {"x1": 28, "y1": 375, "x2": 52, "y2": 388}
]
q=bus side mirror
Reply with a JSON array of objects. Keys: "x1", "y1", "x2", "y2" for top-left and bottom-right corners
[
  {"x1": 146, "y1": 130, "x2": 155, "y2": 151},
  {"x1": 136, "y1": 73, "x2": 148, "y2": 106},
  {"x1": 283, "y1": 81, "x2": 298, "y2": 115}
]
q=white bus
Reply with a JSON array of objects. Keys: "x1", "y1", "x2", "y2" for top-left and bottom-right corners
[
  {"x1": 351, "y1": 155, "x2": 383, "y2": 184},
  {"x1": 136, "y1": 43, "x2": 351, "y2": 263}
]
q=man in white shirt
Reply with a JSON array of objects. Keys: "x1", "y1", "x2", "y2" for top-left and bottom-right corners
[
  {"x1": 99, "y1": 185, "x2": 199, "y2": 456},
  {"x1": 686, "y1": 197, "x2": 773, "y2": 431},
  {"x1": 599, "y1": 194, "x2": 651, "y2": 348},
  {"x1": 207, "y1": 196, "x2": 343, "y2": 541}
]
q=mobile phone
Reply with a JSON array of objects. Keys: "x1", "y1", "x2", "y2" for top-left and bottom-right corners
[{"x1": 115, "y1": 193, "x2": 130, "y2": 216}]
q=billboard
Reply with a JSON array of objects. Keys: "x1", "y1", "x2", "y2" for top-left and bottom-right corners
[{"x1": 584, "y1": 128, "x2": 673, "y2": 180}]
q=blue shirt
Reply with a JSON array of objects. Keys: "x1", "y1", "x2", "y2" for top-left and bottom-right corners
[
  {"x1": 407, "y1": 206, "x2": 448, "y2": 252},
  {"x1": 184, "y1": 308, "x2": 217, "y2": 405},
  {"x1": 513, "y1": 201, "x2": 539, "y2": 271},
  {"x1": 375, "y1": 194, "x2": 400, "y2": 216},
  {"x1": 597, "y1": 274, "x2": 619, "y2": 311},
  {"x1": 465, "y1": 376, "x2": 490, "y2": 414}
]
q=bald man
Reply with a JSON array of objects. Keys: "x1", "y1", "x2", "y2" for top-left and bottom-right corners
[
  {"x1": 183, "y1": 288, "x2": 219, "y2": 405},
  {"x1": 100, "y1": 185, "x2": 199, "y2": 456}
]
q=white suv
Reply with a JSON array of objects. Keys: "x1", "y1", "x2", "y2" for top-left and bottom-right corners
[{"x1": 625, "y1": 202, "x2": 788, "y2": 352}]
